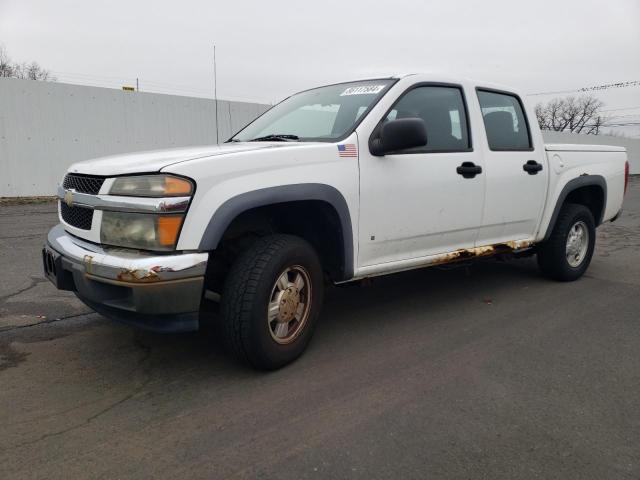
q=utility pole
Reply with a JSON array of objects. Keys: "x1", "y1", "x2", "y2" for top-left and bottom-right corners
[{"x1": 213, "y1": 44, "x2": 219, "y2": 144}]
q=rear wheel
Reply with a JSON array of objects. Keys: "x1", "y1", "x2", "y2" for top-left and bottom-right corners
[
  {"x1": 220, "y1": 234, "x2": 324, "y2": 370},
  {"x1": 537, "y1": 203, "x2": 595, "y2": 281}
]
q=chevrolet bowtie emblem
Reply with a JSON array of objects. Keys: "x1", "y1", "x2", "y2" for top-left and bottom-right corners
[{"x1": 63, "y1": 189, "x2": 74, "y2": 207}]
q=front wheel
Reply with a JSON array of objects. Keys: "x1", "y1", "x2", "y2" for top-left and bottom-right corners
[
  {"x1": 220, "y1": 234, "x2": 324, "y2": 370},
  {"x1": 537, "y1": 203, "x2": 596, "y2": 281}
]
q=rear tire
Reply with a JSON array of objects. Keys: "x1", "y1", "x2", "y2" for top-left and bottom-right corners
[
  {"x1": 537, "y1": 203, "x2": 595, "y2": 281},
  {"x1": 220, "y1": 234, "x2": 324, "y2": 370}
]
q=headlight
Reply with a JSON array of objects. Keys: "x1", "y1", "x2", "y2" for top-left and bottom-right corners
[
  {"x1": 109, "y1": 175, "x2": 193, "y2": 197},
  {"x1": 101, "y1": 174, "x2": 193, "y2": 251},
  {"x1": 101, "y1": 211, "x2": 184, "y2": 251}
]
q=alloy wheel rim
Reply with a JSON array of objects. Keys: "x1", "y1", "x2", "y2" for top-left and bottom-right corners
[
  {"x1": 267, "y1": 265, "x2": 312, "y2": 344},
  {"x1": 565, "y1": 221, "x2": 589, "y2": 267}
]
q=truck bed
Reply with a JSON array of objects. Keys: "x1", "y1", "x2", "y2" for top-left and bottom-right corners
[{"x1": 545, "y1": 143, "x2": 627, "y2": 153}]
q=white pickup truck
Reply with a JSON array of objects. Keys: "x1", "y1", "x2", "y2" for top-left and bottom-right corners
[{"x1": 43, "y1": 73, "x2": 630, "y2": 369}]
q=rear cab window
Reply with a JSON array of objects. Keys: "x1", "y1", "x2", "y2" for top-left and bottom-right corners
[{"x1": 477, "y1": 89, "x2": 532, "y2": 151}]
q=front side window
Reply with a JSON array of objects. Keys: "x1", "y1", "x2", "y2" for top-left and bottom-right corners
[
  {"x1": 230, "y1": 79, "x2": 395, "y2": 142},
  {"x1": 383, "y1": 86, "x2": 471, "y2": 152},
  {"x1": 477, "y1": 90, "x2": 532, "y2": 150}
]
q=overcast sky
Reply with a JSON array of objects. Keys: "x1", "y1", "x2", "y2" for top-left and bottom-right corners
[{"x1": 1, "y1": 0, "x2": 639, "y2": 134}]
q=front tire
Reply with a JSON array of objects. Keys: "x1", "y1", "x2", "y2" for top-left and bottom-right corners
[
  {"x1": 537, "y1": 203, "x2": 596, "y2": 281},
  {"x1": 220, "y1": 234, "x2": 324, "y2": 370}
]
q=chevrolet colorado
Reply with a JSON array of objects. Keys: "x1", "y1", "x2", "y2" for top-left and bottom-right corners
[{"x1": 43, "y1": 74, "x2": 630, "y2": 369}]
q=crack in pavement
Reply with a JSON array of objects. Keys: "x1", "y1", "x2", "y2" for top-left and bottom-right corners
[
  {"x1": 0, "y1": 277, "x2": 50, "y2": 304},
  {"x1": 0, "y1": 233, "x2": 44, "y2": 240},
  {"x1": 0, "y1": 209, "x2": 56, "y2": 217},
  {"x1": 1, "y1": 338, "x2": 154, "y2": 452},
  {"x1": 0, "y1": 311, "x2": 96, "y2": 334},
  {"x1": 2, "y1": 375, "x2": 153, "y2": 452},
  {"x1": 3, "y1": 335, "x2": 155, "y2": 429}
]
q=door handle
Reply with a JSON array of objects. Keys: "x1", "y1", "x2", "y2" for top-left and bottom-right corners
[
  {"x1": 523, "y1": 160, "x2": 543, "y2": 175},
  {"x1": 456, "y1": 162, "x2": 482, "y2": 179}
]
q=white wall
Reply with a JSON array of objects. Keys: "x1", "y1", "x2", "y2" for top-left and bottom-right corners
[
  {"x1": 0, "y1": 78, "x2": 270, "y2": 196},
  {"x1": 542, "y1": 131, "x2": 640, "y2": 174}
]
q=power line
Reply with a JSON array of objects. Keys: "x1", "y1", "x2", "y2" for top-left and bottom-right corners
[
  {"x1": 601, "y1": 105, "x2": 640, "y2": 112},
  {"x1": 578, "y1": 122, "x2": 640, "y2": 128},
  {"x1": 578, "y1": 80, "x2": 640, "y2": 93},
  {"x1": 546, "y1": 122, "x2": 640, "y2": 129},
  {"x1": 528, "y1": 80, "x2": 640, "y2": 96},
  {"x1": 606, "y1": 113, "x2": 640, "y2": 119}
]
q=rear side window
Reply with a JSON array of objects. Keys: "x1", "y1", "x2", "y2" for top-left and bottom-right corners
[
  {"x1": 477, "y1": 90, "x2": 532, "y2": 151},
  {"x1": 384, "y1": 86, "x2": 471, "y2": 152}
]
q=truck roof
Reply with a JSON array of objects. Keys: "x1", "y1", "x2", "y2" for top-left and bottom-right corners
[{"x1": 345, "y1": 72, "x2": 525, "y2": 96}]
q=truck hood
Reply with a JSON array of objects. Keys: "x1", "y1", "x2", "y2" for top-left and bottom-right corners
[{"x1": 67, "y1": 143, "x2": 306, "y2": 176}]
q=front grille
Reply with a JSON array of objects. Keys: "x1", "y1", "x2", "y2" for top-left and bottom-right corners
[
  {"x1": 62, "y1": 174, "x2": 105, "y2": 195},
  {"x1": 60, "y1": 202, "x2": 94, "y2": 230}
]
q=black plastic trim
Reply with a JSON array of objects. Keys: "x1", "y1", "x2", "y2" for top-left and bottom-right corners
[
  {"x1": 610, "y1": 208, "x2": 623, "y2": 222},
  {"x1": 368, "y1": 82, "x2": 474, "y2": 156},
  {"x1": 199, "y1": 184, "x2": 354, "y2": 280},
  {"x1": 542, "y1": 175, "x2": 607, "y2": 241},
  {"x1": 79, "y1": 297, "x2": 200, "y2": 333}
]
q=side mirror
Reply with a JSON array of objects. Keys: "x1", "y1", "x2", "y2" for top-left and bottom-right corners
[{"x1": 369, "y1": 118, "x2": 428, "y2": 156}]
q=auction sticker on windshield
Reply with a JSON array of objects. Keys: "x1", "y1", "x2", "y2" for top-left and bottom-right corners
[{"x1": 340, "y1": 85, "x2": 386, "y2": 96}]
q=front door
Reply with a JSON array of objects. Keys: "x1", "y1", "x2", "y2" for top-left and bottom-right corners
[{"x1": 358, "y1": 84, "x2": 486, "y2": 267}]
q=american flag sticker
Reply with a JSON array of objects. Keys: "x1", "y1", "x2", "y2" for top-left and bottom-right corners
[{"x1": 337, "y1": 144, "x2": 357, "y2": 158}]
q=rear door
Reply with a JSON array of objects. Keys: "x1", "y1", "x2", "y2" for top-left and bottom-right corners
[
  {"x1": 475, "y1": 89, "x2": 548, "y2": 245},
  {"x1": 357, "y1": 84, "x2": 486, "y2": 267}
]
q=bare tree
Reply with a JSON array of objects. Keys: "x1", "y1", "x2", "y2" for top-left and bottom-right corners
[
  {"x1": 0, "y1": 45, "x2": 13, "y2": 77},
  {"x1": 535, "y1": 95, "x2": 607, "y2": 135},
  {"x1": 0, "y1": 45, "x2": 55, "y2": 81},
  {"x1": 12, "y1": 61, "x2": 55, "y2": 81}
]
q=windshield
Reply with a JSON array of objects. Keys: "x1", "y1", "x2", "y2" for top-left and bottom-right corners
[{"x1": 230, "y1": 79, "x2": 396, "y2": 142}]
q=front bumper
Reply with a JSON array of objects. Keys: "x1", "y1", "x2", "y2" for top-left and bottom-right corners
[{"x1": 43, "y1": 224, "x2": 208, "y2": 332}]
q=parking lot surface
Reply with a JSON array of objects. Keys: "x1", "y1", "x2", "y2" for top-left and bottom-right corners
[{"x1": 1, "y1": 178, "x2": 639, "y2": 479}]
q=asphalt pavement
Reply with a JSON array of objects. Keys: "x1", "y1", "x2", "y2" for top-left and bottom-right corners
[{"x1": 1, "y1": 178, "x2": 639, "y2": 479}]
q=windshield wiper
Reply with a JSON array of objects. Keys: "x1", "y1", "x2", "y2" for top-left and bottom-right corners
[{"x1": 248, "y1": 134, "x2": 300, "y2": 142}]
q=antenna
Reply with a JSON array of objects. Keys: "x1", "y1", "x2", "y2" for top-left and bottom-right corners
[{"x1": 213, "y1": 44, "x2": 219, "y2": 144}]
